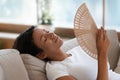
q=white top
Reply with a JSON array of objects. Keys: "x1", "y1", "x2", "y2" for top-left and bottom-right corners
[{"x1": 46, "y1": 46, "x2": 120, "y2": 80}]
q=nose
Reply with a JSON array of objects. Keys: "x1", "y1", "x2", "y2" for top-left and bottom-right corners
[{"x1": 46, "y1": 32, "x2": 55, "y2": 39}]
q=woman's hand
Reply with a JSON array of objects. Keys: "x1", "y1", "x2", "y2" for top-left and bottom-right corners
[
  {"x1": 96, "y1": 27, "x2": 110, "y2": 80},
  {"x1": 96, "y1": 27, "x2": 110, "y2": 56}
]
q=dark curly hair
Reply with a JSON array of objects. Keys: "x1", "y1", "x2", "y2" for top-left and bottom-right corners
[{"x1": 13, "y1": 26, "x2": 43, "y2": 56}]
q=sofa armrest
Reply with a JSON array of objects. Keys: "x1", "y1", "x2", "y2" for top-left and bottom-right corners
[{"x1": 0, "y1": 49, "x2": 29, "y2": 80}]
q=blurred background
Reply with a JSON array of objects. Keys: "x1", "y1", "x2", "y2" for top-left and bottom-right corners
[{"x1": 0, "y1": 0, "x2": 120, "y2": 30}]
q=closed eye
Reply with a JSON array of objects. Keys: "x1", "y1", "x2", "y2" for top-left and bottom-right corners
[
  {"x1": 43, "y1": 29, "x2": 49, "y2": 33},
  {"x1": 40, "y1": 35, "x2": 47, "y2": 42}
]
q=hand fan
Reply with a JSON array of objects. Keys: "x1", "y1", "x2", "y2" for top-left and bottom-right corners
[{"x1": 74, "y1": 0, "x2": 105, "y2": 59}]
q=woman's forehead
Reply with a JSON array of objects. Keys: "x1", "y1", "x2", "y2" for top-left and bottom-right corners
[
  {"x1": 34, "y1": 28, "x2": 44, "y2": 34},
  {"x1": 32, "y1": 28, "x2": 42, "y2": 38}
]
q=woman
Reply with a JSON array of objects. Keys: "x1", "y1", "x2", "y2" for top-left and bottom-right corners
[{"x1": 13, "y1": 26, "x2": 110, "y2": 80}]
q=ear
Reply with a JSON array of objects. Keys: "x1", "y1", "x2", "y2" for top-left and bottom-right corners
[{"x1": 36, "y1": 53, "x2": 47, "y2": 60}]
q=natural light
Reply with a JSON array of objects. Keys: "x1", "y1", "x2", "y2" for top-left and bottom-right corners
[
  {"x1": 0, "y1": 0, "x2": 37, "y2": 25},
  {"x1": 0, "y1": 0, "x2": 120, "y2": 31}
]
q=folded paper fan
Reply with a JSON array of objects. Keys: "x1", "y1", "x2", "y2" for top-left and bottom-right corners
[{"x1": 74, "y1": 3, "x2": 98, "y2": 59}]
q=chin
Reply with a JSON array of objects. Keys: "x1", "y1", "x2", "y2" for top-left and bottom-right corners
[{"x1": 60, "y1": 40, "x2": 63, "y2": 46}]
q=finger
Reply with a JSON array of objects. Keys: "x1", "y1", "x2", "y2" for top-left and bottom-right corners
[
  {"x1": 105, "y1": 31, "x2": 108, "y2": 40},
  {"x1": 100, "y1": 28, "x2": 104, "y2": 40},
  {"x1": 101, "y1": 26, "x2": 104, "y2": 30},
  {"x1": 97, "y1": 29, "x2": 100, "y2": 40},
  {"x1": 103, "y1": 29, "x2": 106, "y2": 40},
  {"x1": 101, "y1": 27, "x2": 106, "y2": 40}
]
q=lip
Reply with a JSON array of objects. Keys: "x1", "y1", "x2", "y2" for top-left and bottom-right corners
[{"x1": 55, "y1": 36, "x2": 58, "y2": 43}]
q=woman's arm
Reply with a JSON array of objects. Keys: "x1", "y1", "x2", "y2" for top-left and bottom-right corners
[{"x1": 96, "y1": 27, "x2": 110, "y2": 80}]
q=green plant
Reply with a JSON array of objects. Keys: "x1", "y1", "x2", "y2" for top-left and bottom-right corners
[
  {"x1": 39, "y1": 0, "x2": 53, "y2": 25},
  {"x1": 41, "y1": 10, "x2": 53, "y2": 25}
]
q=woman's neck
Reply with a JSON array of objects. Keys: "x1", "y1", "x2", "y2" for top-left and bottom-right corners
[{"x1": 50, "y1": 49, "x2": 69, "y2": 61}]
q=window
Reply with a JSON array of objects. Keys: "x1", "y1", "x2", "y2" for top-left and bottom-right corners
[
  {"x1": 0, "y1": 0, "x2": 37, "y2": 25},
  {"x1": 50, "y1": 0, "x2": 120, "y2": 31},
  {"x1": 0, "y1": 0, "x2": 120, "y2": 31}
]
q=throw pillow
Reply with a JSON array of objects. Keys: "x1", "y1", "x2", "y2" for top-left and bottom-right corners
[{"x1": 21, "y1": 54, "x2": 47, "y2": 80}]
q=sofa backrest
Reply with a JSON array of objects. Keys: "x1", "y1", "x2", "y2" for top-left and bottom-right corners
[
  {"x1": 0, "y1": 49, "x2": 29, "y2": 80},
  {"x1": 107, "y1": 30, "x2": 120, "y2": 70}
]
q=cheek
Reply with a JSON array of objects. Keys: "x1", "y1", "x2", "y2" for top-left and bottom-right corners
[
  {"x1": 33, "y1": 39, "x2": 43, "y2": 49},
  {"x1": 43, "y1": 38, "x2": 63, "y2": 51},
  {"x1": 45, "y1": 41, "x2": 54, "y2": 48},
  {"x1": 44, "y1": 41, "x2": 58, "y2": 49}
]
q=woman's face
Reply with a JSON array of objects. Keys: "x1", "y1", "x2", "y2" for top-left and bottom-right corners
[{"x1": 32, "y1": 27, "x2": 63, "y2": 54}]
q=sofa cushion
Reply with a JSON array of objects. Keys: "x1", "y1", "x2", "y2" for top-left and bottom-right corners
[
  {"x1": 21, "y1": 54, "x2": 47, "y2": 80},
  {"x1": 106, "y1": 30, "x2": 120, "y2": 70},
  {"x1": 114, "y1": 44, "x2": 120, "y2": 74},
  {"x1": 114, "y1": 55, "x2": 120, "y2": 74},
  {"x1": 0, "y1": 49, "x2": 29, "y2": 80},
  {"x1": 0, "y1": 65, "x2": 4, "y2": 80}
]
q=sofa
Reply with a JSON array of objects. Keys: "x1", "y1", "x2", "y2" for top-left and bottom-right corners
[{"x1": 0, "y1": 30, "x2": 120, "y2": 80}]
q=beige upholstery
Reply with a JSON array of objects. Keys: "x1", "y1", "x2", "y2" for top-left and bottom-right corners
[
  {"x1": 21, "y1": 54, "x2": 47, "y2": 80},
  {"x1": 106, "y1": 30, "x2": 120, "y2": 70},
  {"x1": 115, "y1": 55, "x2": 120, "y2": 73},
  {"x1": 0, "y1": 49, "x2": 29, "y2": 80},
  {"x1": 0, "y1": 65, "x2": 4, "y2": 80}
]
